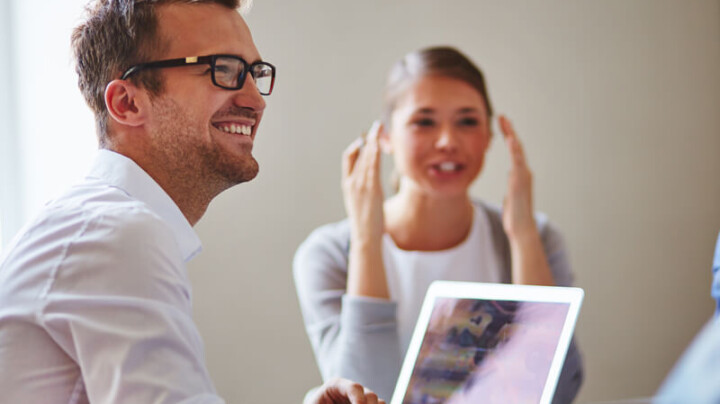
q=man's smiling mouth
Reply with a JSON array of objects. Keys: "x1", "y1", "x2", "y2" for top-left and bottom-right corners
[{"x1": 214, "y1": 122, "x2": 253, "y2": 136}]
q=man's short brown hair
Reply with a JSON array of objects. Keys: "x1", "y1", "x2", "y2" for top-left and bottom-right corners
[{"x1": 71, "y1": 0, "x2": 242, "y2": 147}]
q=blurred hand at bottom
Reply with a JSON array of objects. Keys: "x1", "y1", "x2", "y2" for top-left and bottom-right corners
[{"x1": 307, "y1": 378, "x2": 385, "y2": 404}]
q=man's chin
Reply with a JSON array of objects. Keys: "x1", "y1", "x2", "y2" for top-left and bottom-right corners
[
  {"x1": 237, "y1": 167, "x2": 259, "y2": 184},
  {"x1": 227, "y1": 159, "x2": 259, "y2": 185}
]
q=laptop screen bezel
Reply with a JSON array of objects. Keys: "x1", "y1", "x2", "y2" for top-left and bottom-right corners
[{"x1": 390, "y1": 280, "x2": 584, "y2": 404}]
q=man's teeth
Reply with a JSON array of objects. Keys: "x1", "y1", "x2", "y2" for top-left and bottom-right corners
[
  {"x1": 219, "y1": 123, "x2": 252, "y2": 136},
  {"x1": 438, "y1": 162, "x2": 459, "y2": 172}
]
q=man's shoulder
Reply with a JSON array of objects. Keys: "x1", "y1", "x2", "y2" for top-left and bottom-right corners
[
  {"x1": 7, "y1": 183, "x2": 175, "y2": 266},
  {"x1": 49, "y1": 183, "x2": 163, "y2": 230},
  {"x1": 52, "y1": 179, "x2": 149, "y2": 214},
  {"x1": 0, "y1": 182, "x2": 182, "y2": 305}
]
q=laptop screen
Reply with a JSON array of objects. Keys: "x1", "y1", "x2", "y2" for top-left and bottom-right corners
[
  {"x1": 402, "y1": 298, "x2": 569, "y2": 404},
  {"x1": 392, "y1": 282, "x2": 583, "y2": 404}
]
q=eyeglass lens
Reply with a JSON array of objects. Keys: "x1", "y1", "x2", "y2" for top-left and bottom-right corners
[{"x1": 213, "y1": 56, "x2": 273, "y2": 94}]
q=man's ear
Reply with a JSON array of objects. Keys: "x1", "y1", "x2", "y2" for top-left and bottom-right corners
[
  {"x1": 379, "y1": 124, "x2": 393, "y2": 154},
  {"x1": 105, "y1": 79, "x2": 147, "y2": 127}
]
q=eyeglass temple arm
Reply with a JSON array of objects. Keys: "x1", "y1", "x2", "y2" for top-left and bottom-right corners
[{"x1": 120, "y1": 56, "x2": 208, "y2": 80}]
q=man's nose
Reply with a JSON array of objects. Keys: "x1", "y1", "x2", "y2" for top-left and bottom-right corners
[{"x1": 233, "y1": 73, "x2": 266, "y2": 112}]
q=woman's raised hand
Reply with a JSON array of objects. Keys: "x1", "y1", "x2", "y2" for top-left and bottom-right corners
[
  {"x1": 499, "y1": 115, "x2": 555, "y2": 286},
  {"x1": 499, "y1": 115, "x2": 537, "y2": 242},
  {"x1": 342, "y1": 121, "x2": 385, "y2": 242},
  {"x1": 342, "y1": 121, "x2": 390, "y2": 298}
]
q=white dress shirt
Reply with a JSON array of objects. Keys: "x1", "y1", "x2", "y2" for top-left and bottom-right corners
[{"x1": 0, "y1": 150, "x2": 224, "y2": 404}]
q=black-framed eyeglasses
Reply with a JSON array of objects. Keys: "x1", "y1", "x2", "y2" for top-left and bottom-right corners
[{"x1": 120, "y1": 54, "x2": 276, "y2": 96}]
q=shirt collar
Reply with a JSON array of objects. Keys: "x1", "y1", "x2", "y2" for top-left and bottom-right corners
[{"x1": 86, "y1": 149, "x2": 202, "y2": 262}]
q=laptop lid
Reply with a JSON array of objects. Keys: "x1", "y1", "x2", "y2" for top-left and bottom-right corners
[{"x1": 390, "y1": 281, "x2": 584, "y2": 404}]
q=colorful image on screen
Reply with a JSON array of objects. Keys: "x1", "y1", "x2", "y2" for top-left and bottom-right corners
[{"x1": 402, "y1": 298, "x2": 570, "y2": 404}]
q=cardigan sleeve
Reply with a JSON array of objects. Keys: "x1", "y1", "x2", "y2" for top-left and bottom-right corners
[
  {"x1": 293, "y1": 221, "x2": 402, "y2": 401},
  {"x1": 539, "y1": 219, "x2": 575, "y2": 288},
  {"x1": 538, "y1": 217, "x2": 584, "y2": 404}
]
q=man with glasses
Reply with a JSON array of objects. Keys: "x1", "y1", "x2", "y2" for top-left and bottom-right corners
[{"x1": 0, "y1": 1, "x2": 381, "y2": 403}]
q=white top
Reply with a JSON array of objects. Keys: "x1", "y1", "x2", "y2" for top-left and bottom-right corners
[
  {"x1": 382, "y1": 205, "x2": 502, "y2": 350},
  {"x1": 0, "y1": 150, "x2": 224, "y2": 404}
]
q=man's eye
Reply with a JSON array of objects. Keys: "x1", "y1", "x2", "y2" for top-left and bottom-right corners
[
  {"x1": 253, "y1": 68, "x2": 272, "y2": 78},
  {"x1": 458, "y1": 117, "x2": 479, "y2": 127},
  {"x1": 214, "y1": 66, "x2": 232, "y2": 74}
]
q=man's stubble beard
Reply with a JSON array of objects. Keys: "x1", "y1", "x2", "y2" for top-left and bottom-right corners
[{"x1": 150, "y1": 97, "x2": 259, "y2": 196}]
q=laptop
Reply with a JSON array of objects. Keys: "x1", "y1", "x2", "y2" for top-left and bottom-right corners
[{"x1": 390, "y1": 281, "x2": 584, "y2": 404}]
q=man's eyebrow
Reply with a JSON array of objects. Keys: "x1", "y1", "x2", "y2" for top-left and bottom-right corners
[{"x1": 458, "y1": 107, "x2": 480, "y2": 114}]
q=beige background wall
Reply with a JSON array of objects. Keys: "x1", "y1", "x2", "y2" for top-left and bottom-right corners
[
  {"x1": 189, "y1": 1, "x2": 720, "y2": 402},
  {"x1": 4, "y1": 0, "x2": 719, "y2": 403}
]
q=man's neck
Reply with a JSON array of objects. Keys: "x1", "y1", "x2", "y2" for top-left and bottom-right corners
[
  {"x1": 107, "y1": 145, "x2": 226, "y2": 227},
  {"x1": 145, "y1": 164, "x2": 232, "y2": 226}
]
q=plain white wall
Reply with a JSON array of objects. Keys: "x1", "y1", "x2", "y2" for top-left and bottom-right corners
[
  {"x1": 0, "y1": 0, "x2": 97, "y2": 254},
  {"x1": 0, "y1": 0, "x2": 20, "y2": 249},
  {"x1": 3, "y1": 1, "x2": 719, "y2": 403}
]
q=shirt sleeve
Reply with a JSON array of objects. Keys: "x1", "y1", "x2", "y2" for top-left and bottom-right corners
[
  {"x1": 712, "y1": 232, "x2": 720, "y2": 317},
  {"x1": 538, "y1": 219, "x2": 584, "y2": 404},
  {"x1": 655, "y1": 317, "x2": 720, "y2": 403},
  {"x1": 293, "y1": 222, "x2": 402, "y2": 401},
  {"x1": 38, "y1": 207, "x2": 224, "y2": 404}
]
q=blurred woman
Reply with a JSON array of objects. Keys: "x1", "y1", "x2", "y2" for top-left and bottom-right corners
[{"x1": 293, "y1": 46, "x2": 583, "y2": 403}]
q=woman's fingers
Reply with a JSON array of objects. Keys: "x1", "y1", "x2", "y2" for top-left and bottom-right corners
[
  {"x1": 366, "y1": 120, "x2": 382, "y2": 144},
  {"x1": 358, "y1": 121, "x2": 382, "y2": 176},
  {"x1": 363, "y1": 121, "x2": 383, "y2": 183},
  {"x1": 342, "y1": 136, "x2": 364, "y2": 179},
  {"x1": 498, "y1": 114, "x2": 537, "y2": 239},
  {"x1": 342, "y1": 121, "x2": 382, "y2": 180},
  {"x1": 499, "y1": 115, "x2": 527, "y2": 168},
  {"x1": 499, "y1": 114, "x2": 532, "y2": 192},
  {"x1": 341, "y1": 121, "x2": 386, "y2": 242}
]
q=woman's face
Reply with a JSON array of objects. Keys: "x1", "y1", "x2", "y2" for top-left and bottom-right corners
[{"x1": 384, "y1": 75, "x2": 491, "y2": 198}]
